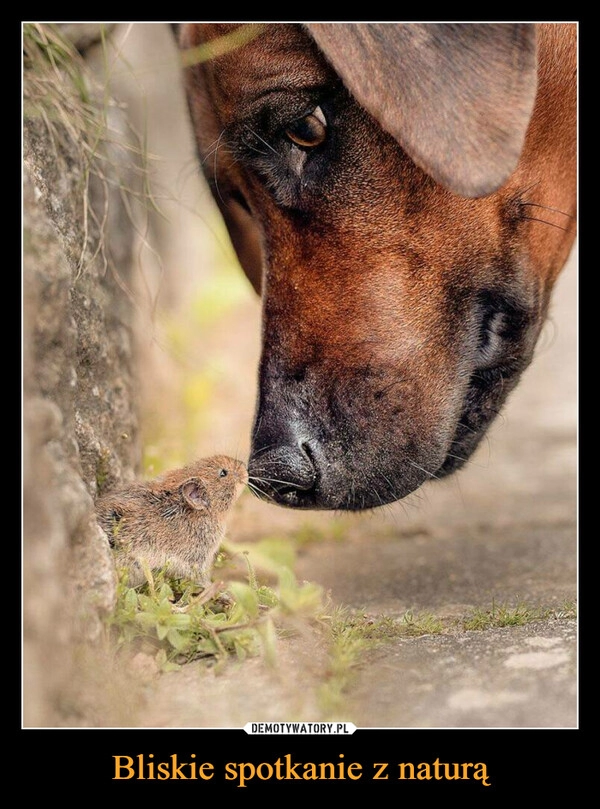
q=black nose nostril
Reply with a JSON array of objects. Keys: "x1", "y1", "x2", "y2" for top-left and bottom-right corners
[
  {"x1": 299, "y1": 440, "x2": 314, "y2": 465},
  {"x1": 249, "y1": 443, "x2": 317, "y2": 496}
]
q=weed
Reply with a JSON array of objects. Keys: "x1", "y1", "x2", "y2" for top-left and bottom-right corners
[
  {"x1": 179, "y1": 24, "x2": 266, "y2": 68},
  {"x1": 399, "y1": 609, "x2": 446, "y2": 636},
  {"x1": 24, "y1": 24, "x2": 114, "y2": 276},
  {"x1": 23, "y1": 23, "x2": 167, "y2": 292},
  {"x1": 107, "y1": 543, "x2": 327, "y2": 672},
  {"x1": 547, "y1": 600, "x2": 577, "y2": 620},
  {"x1": 461, "y1": 599, "x2": 576, "y2": 631}
]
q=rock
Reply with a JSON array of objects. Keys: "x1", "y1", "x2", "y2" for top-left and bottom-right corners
[{"x1": 23, "y1": 27, "x2": 141, "y2": 725}]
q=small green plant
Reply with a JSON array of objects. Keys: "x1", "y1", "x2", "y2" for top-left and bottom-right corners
[
  {"x1": 461, "y1": 599, "x2": 576, "y2": 631},
  {"x1": 24, "y1": 23, "x2": 163, "y2": 285},
  {"x1": 399, "y1": 609, "x2": 446, "y2": 636},
  {"x1": 463, "y1": 601, "x2": 532, "y2": 631},
  {"x1": 548, "y1": 600, "x2": 577, "y2": 620},
  {"x1": 107, "y1": 544, "x2": 327, "y2": 672}
]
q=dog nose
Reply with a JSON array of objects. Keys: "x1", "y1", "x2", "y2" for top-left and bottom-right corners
[{"x1": 248, "y1": 442, "x2": 317, "y2": 502}]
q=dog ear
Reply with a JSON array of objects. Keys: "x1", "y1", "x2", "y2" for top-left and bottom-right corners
[
  {"x1": 305, "y1": 23, "x2": 538, "y2": 198},
  {"x1": 177, "y1": 22, "x2": 264, "y2": 294}
]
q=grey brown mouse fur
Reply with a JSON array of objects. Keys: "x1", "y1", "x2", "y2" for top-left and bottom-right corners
[{"x1": 95, "y1": 455, "x2": 248, "y2": 587}]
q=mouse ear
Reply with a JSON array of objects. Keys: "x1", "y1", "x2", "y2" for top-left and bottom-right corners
[
  {"x1": 304, "y1": 23, "x2": 538, "y2": 198},
  {"x1": 181, "y1": 478, "x2": 210, "y2": 510}
]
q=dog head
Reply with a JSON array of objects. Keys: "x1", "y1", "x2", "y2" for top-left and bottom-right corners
[{"x1": 179, "y1": 23, "x2": 577, "y2": 510}]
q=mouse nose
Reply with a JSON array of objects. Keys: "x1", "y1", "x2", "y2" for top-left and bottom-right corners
[{"x1": 249, "y1": 442, "x2": 317, "y2": 504}]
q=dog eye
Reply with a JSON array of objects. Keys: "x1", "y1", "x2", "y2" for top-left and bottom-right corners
[{"x1": 285, "y1": 106, "x2": 327, "y2": 148}]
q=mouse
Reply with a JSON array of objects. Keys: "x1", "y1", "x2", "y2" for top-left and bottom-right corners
[{"x1": 95, "y1": 455, "x2": 248, "y2": 587}]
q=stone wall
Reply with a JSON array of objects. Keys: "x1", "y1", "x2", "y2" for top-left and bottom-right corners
[{"x1": 23, "y1": 25, "x2": 141, "y2": 726}]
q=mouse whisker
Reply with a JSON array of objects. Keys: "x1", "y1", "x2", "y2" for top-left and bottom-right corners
[
  {"x1": 248, "y1": 474, "x2": 305, "y2": 488},
  {"x1": 246, "y1": 480, "x2": 279, "y2": 503}
]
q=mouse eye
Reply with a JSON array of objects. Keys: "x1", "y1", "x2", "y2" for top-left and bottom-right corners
[
  {"x1": 219, "y1": 469, "x2": 228, "y2": 478},
  {"x1": 285, "y1": 106, "x2": 327, "y2": 148}
]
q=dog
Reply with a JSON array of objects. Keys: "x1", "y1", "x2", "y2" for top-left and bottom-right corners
[{"x1": 177, "y1": 23, "x2": 577, "y2": 511}]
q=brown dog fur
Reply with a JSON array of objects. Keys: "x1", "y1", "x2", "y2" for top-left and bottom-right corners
[{"x1": 178, "y1": 23, "x2": 576, "y2": 511}]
